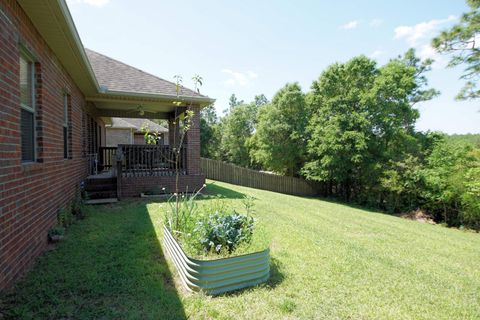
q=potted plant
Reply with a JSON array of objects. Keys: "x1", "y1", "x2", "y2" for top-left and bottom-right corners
[{"x1": 48, "y1": 226, "x2": 65, "y2": 243}]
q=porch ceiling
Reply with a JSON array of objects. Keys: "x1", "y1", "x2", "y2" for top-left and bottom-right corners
[{"x1": 90, "y1": 97, "x2": 187, "y2": 119}]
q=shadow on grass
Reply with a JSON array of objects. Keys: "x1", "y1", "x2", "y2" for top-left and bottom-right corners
[
  {"x1": 202, "y1": 182, "x2": 246, "y2": 199},
  {"x1": 266, "y1": 257, "x2": 285, "y2": 289},
  {"x1": 0, "y1": 203, "x2": 187, "y2": 320}
]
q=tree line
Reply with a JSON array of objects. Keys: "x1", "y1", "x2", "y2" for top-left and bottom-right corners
[{"x1": 200, "y1": 1, "x2": 480, "y2": 230}]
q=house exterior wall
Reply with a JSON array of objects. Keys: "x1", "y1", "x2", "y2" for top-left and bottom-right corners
[
  {"x1": 0, "y1": 0, "x2": 99, "y2": 291},
  {"x1": 105, "y1": 128, "x2": 132, "y2": 146},
  {"x1": 133, "y1": 133, "x2": 145, "y2": 145}
]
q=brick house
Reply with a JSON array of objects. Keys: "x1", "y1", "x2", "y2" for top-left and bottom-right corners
[
  {"x1": 105, "y1": 118, "x2": 169, "y2": 147},
  {"x1": 0, "y1": 0, "x2": 213, "y2": 291}
]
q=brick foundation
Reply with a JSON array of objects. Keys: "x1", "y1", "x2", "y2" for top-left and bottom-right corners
[{"x1": 120, "y1": 174, "x2": 205, "y2": 198}]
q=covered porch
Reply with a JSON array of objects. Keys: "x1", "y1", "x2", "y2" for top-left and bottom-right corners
[
  {"x1": 81, "y1": 49, "x2": 213, "y2": 199},
  {"x1": 85, "y1": 100, "x2": 206, "y2": 199}
]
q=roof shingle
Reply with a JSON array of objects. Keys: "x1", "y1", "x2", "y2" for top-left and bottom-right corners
[{"x1": 85, "y1": 49, "x2": 206, "y2": 98}]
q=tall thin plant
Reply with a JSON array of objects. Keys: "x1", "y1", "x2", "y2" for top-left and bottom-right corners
[{"x1": 167, "y1": 74, "x2": 204, "y2": 231}]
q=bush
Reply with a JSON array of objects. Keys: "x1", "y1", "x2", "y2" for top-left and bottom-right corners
[
  {"x1": 48, "y1": 226, "x2": 65, "y2": 238},
  {"x1": 195, "y1": 212, "x2": 255, "y2": 254},
  {"x1": 58, "y1": 207, "x2": 74, "y2": 227}
]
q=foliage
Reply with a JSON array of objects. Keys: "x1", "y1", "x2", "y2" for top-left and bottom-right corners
[
  {"x1": 58, "y1": 207, "x2": 74, "y2": 228},
  {"x1": 432, "y1": 0, "x2": 480, "y2": 100},
  {"x1": 164, "y1": 187, "x2": 204, "y2": 234},
  {"x1": 250, "y1": 83, "x2": 308, "y2": 176},
  {"x1": 199, "y1": 52, "x2": 479, "y2": 229},
  {"x1": 303, "y1": 51, "x2": 437, "y2": 202},
  {"x1": 71, "y1": 191, "x2": 86, "y2": 219},
  {"x1": 445, "y1": 133, "x2": 480, "y2": 147},
  {"x1": 48, "y1": 225, "x2": 65, "y2": 238},
  {"x1": 140, "y1": 123, "x2": 162, "y2": 145},
  {"x1": 165, "y1": 192, "x2": 259, "y2": 256},
  {"x1": 200, "y1": 104, "x2": 221, "y2": 158},
  {"x1": 218, "y1": 103, "x2": 258, "y2": 167},
  {"x1": 421, "y1": 139, "x2": 480, "y2": 229},
  {"x1": 195, "y1": 211, "x2": 255, "y2": 254}
]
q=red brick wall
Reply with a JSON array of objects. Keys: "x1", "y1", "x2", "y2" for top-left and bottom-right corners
[
  {"x1": 0, "y1": 0, "x2": 95, "y2": 291},
  {"x1": 186, "y1": 105, "x2": 201, "y2": 176}
]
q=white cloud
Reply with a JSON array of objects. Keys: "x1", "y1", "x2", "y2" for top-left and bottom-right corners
[
  {"x1": 370, "y1": 49, "x2": 384, "y2": 58},
  {"x1": 222, "y1": 69, "x2": 258, "y2": 87},
  {"x1": 247, "y1": 70, "x2": 258, "y2": 79},
  {"x1": 67, "y1": 0, "x2": 110, "y2": 7},
  {"x1": 340, "y1": 20, "x2": 359, "y2": 30},
  {"x1": 394, "y1": 15, "x2": 456, "y2": 46},
  {"x1": 370, "y1": 19, "x2": 383, "y2": 28},
  {"x1": 394, "y1": 15, "x2": 457, "y2": 68}
]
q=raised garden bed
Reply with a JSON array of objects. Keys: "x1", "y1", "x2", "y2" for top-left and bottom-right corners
[{"x1": 163, "y1": 226, "x2": 270, "y2": 295}]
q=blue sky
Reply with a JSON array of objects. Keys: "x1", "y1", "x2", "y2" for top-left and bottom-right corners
[{"x1": 67, "y1": 0, "x2": 479, "y2": 134}]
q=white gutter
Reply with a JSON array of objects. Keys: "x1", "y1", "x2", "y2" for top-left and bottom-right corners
[{"x1": 101, "y1": 90, "x2": 216, "y2": 105}]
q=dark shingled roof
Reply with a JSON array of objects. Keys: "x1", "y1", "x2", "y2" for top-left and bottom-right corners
[
  {"x1": 85, "y1": 49, "x2": 205, "y2": 98},
  {"x1": 110, "y1": 118, "x2": 168, "y2": 133}
]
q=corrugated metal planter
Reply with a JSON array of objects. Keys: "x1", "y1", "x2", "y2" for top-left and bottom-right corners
[{"x1": 163, "y1": 226, "x2": 270, "y2": 295}]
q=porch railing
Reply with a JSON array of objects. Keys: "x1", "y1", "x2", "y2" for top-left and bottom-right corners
[
  {"x1": 118, "y1": 144, "x2": 187, "y2": 177},
  {"x1": 99, "y1": 147, "x2": 117, "y2": 170}
]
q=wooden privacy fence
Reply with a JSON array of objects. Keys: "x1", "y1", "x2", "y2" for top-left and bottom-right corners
[{"x1": 201, "y1": 158, "x2": 320, "y2": 196}]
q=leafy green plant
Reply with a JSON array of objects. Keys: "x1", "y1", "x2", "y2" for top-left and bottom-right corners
[
  {"x1": 58, "y1": 207, "x2": 74, "y2": 228},
  {"x1": 71, "y1": 193, "x2": 86, "y2": 219},
  {"x1": 195, "y1": 211, "x2": 255, "y2": 254},
  {"x1": 48, "y1": 226, "x2": 65, "y2": 238}
]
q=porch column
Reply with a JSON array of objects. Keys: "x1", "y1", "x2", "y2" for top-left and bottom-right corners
[{"x1": 185, "y1": 105, "x2": 201, "y2": 175}]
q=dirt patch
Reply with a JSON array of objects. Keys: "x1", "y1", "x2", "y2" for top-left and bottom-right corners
[{"x1": 400, "y1": 209, "x2": 436, "y2": 225}]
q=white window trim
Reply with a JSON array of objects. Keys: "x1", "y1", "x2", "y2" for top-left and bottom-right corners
[
  {"x1": 20, "y1": 52, "x2": 36, "y2": 163},
  {"x1": 63, "y1": 93, "x2": 69, "y2": 159}
]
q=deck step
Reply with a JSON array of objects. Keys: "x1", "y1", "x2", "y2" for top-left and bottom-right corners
[
  {"x1": 84, "y1": 175, "x2": 117, "y2": 200},
  {"x1": 85, "y1": 190, "x2": 117, "y2": 199},
  {"x1": 84, "y1": 184, "x2": 116, "y2": 192},
  {"x1": 84, "y1": 198, "x2": 118, "y2": 205}
]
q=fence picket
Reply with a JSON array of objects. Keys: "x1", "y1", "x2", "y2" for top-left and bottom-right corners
[{"x1": 200, "y1": 158, "x2": 319, "y2": 196}]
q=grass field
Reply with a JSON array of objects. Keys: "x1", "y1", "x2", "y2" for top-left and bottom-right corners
[{"x1": 1, "y1": 180, "x2": 480, "y2": 319}]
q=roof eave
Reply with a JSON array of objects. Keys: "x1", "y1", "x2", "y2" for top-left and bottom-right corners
[
  {"x1": 92, "y1": 90, "x2": 215, "y2": 106},
  {"x1": 18, "y1": 0, "x2": 100, "y2": 96}
]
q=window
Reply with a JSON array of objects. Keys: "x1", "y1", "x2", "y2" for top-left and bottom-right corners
[
  {"x1": 63, "y1": 93, "x2": 69, "y2": 159},
  {"x1": 20, "y1": 54, "x2": 35, "y2": 162}
]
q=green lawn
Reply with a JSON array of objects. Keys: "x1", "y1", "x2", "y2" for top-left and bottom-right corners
[{"x1": 2, "y1": 180, "x2": 480, "y2": 319}]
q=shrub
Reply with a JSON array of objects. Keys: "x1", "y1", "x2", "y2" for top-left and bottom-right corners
[
  {"x1": 71, "y1": 194, "x2": 86, "y2": 219},
  {"x1": 58, "y1": 207, "x2": 74, "y2": 227},
  {"x1": 48, "y1": 226, "x2": 65, "y2": 238}
]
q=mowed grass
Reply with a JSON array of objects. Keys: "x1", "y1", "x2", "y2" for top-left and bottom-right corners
[{"x1": 1, "y1": 180, "x2": 480, "y2": 319}]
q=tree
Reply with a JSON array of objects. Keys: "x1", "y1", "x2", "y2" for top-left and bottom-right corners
[
  {"x1": 200, "y1": 105, "x2": 220, "y2": 158},
  {"x1": 226, "y1": 94, "x2": 244, "y2": 113},
  {"x1": 254, "y1": 94, "x2": 269, "y2": 106},
  {"x1": 250, "y1": 83, "x2": 307, "y2": 176},
  {"x1": 303, "y1": 51, "x2": 438, "y2": 201},
  {"x1": 218, "y1": 103, "x2": 256, "y2": 167},
  {"x1": 432, "y1": 0, "x2": 480, "y2": 100}
]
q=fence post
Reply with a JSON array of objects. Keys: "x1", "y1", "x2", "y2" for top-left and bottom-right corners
[{"x1": 116, "y1": 146, "x2": 123, "y2": 200}]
